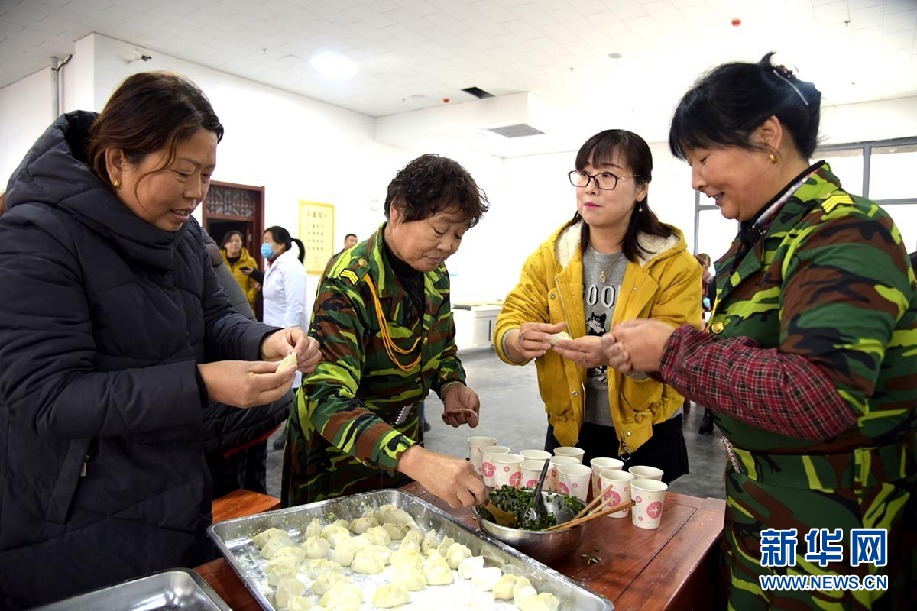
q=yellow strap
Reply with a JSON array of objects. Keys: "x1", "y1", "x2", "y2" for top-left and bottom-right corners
[{"x1": 364, "y1": 275, "x2": 422, "y2": 372}]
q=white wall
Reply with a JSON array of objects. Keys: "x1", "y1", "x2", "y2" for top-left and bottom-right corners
[{"x1": 0, "y1": 68, "x2": 55, "y2": 187}]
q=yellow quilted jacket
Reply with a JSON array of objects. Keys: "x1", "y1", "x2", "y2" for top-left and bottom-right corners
[{"x1": 494, "y1": 221, "x2": 702, "y2": 455}]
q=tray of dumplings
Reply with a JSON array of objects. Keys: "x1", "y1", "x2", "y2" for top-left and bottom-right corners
[{"x1": 208, "y1": 488, "x2": 612, "y2": 611}]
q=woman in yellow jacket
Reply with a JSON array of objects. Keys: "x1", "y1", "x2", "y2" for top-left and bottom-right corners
[
  {"x1": 494, "y1": 129, "x2": 701, "y2": 483},
  {"x1": 220, "y1": 230, "x2": 260, "y2": 313}
]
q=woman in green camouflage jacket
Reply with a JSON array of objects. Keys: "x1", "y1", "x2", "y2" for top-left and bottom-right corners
[
  {"x1": 280, "y1": 155, "x2": 490, "y2": 508},
  {"x1": 605, "y1": 54, "x2": 915, "y2": 609}
]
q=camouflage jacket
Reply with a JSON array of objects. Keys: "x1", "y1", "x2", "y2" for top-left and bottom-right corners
[
  {"x1": 284, "y1": 223, "x2": 465, "y2": 503},
  {"x1": 708, "y1": 162, "x2": 916, "y2": 453}
]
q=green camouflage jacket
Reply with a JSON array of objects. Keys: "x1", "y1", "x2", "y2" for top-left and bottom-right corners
[{"x1": 281, "y1": 223, "x2": 465, "y2": 505}]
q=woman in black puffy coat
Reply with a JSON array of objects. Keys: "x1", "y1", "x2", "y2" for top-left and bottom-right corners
[{"x1": 0, "y1": 72, "x2": 319, "y2": 609}]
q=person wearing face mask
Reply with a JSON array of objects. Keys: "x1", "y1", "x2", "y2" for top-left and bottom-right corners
[
  {"x1": 261, "y1": 225, "x2": 309, "y2": 331},
  {"x1": 0, "y1": 72, "x2": 321, "y2": 609},
  {"x1": 220, "y1": 229, "x2": 260, "y2": 312},
  {"x1": 281, "y1": 154, "x2": 490, "y2": 508},
  {"x1": 494, "y1": 129, "x2": 701, "y2": 483},
  {"x1": 605, "y1": 54, "x2": 915, "y2": 608}
]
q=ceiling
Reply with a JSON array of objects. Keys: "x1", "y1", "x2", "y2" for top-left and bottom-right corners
[{"x1": 2, "y1": 0, "x2": 915, "y2": 155}]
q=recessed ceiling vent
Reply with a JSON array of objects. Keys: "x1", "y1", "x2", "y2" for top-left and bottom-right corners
[
  {"x1": 461, "y1": 86, "x2": 494, "y2": 99},
  {"x1": 486, "y1": 123, "x2": 545, "y2": 138}
]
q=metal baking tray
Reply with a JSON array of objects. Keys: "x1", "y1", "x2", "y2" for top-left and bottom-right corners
[
  {"x1": 208, "y1": 488, "x2": 612, "y2": 610},
  {"x1": 33, "y1": 567, "x2": 230, "y2": 610}
]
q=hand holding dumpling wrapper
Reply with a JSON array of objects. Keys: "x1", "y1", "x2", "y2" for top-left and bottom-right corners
[{"x1": 277, "y1": 351, "x2": 297, "y2": 372}]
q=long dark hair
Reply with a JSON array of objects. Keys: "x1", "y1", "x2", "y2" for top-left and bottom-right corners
[
  {"x1": 565, "y1": 129, "x2": 673, "y2": 260},
  {"x1": 669, "y1": 52, "x2": 821, "y2": 160},
  {"x1": 87, "y1": 72, "x2": 224, "y2": 195},
  {"x1": 265, "y1": 225, "x2": 304, "y2": 263}
]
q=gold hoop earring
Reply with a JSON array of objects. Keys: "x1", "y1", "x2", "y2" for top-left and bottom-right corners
[
  {"x1": 112, "y1": 179, "x2": 121, "y2": 188},
  {"x1": 769, "y1": 153, "x2": 778, "y2": 164}
]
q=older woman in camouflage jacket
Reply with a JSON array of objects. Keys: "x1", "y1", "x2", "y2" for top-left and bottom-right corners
[
  {"x1": 606, "y1": 54, "x2": 915, "y2": 609},
  {"x1": 281, "y1": 154, "x2": 490, "y2": 508}
]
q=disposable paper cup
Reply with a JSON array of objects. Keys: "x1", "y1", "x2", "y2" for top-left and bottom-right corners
[
  {"x1": 589, "y1": 457, "x2": 624, "y2": 498},
  {"x1": 520, "y1": 449, "x2": 552, "y2": 462},
  {"x1": 520, "y1": 459, "x2": 550, "y2": 489},
  {"x1": 553, "y1": 446, "x2": 586, "y2": 463},
  {"x1": 467, "y1": 436, "x2": 497, "y2": 475},
  {"x1": 629, "y1": 465, "x2": 664, "y2": 481},
  {"x1": 491, "y1": 453, "x2": 524, "y2": 489},
  {"x1": 555, "y1": 462, "x2": 592, "y2": 501},
  {"x1": 598, "y1": 468, "x2": 634, "y2": 518},
  {"x1": 480, "y1": 445, "x2": 510, "y2": 487},
  {"x1": 548, "y1": 455, "x2": 581, "y2": 492},
  {"x1": 631, "y1": 478, "x2": 668, "y2": 529}
]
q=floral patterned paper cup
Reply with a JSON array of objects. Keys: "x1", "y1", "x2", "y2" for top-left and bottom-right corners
[
  {"x1": 555, "y1": 462, "x2": 592, "y2": 502},
  {"x1": 598, "y1": 468, "x2": 634, "y2": 518},
  {"x1": 480, "y1": 445, "x2": 510, "y2": 487},
  {"x1": 492, "y1": 453, "x2": 524, "y2": 489},
  {"x1": 520, "y1": 459, "x2": 549, "y2": 489},
  {"x1": 630, "y1": 478, "x2": 668, "y2": 529},
  {"x1": 553, "y1": 446, "x2": 586, "y2": 463},
  {"x1": 520, "y1": 449, "x2": 552, "y2": 462},
  {"x1": 628, "y1": 465, "x2": 664, "y2": 481},
  {"x1": 467, "y1": 436, "x2": 497, "y2": 475},
  {"x1": 589, "y1": 457, "x2": 624, "y2": 498},
  {"x1": 548, "y1": 455, "x2": 581, "y2": 492}
]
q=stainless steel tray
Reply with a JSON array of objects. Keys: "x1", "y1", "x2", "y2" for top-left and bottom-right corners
[
  {"x1": 33, "y1": 567, "x2": 230, "y2": 610},
  {"x1": 208, "y1": 488, "x2": 612, "y2": 610}
]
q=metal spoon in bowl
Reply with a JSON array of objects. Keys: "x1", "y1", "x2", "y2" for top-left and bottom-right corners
[{"x1": 523, "y1": 460, "x2": 551, "y2": 524}]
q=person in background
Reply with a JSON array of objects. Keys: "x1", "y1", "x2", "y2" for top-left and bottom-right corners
[
  {"x1": 261, "y1": 225, "x2": 309, "y2": 331},
  {"x1": 325, "y1": 232, "x2": 359, "y2": 271},
  {"x1": 0, "y1": 71, "x2": 320, "y2": 609},
  {"x1": 494, "y1": 129, "x2": 701, "y2": 483},
  {"x1": 203, "y1": 233, "x2": 292, "y2": 497},
  {"x1": 694, "y1": 252, "x2": 715, "y2": 434},
  {"x1": 607, "y1": 53, "x2": 915, "y2": 608},
  {"x1": 220, "y1": 229, "x2": 260, "y2": 313},
  {"x1": 281, "y1": 154, "x2": 489, "y2": 508}
]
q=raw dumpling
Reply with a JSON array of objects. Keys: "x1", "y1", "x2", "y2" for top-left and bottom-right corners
[
  {"x1": 400, "y1": 528, "x2": 424, "y2": 549},
  {"x1": 331, "y1": 537, "x2": 360, "y2": 567},
  {"x1": 471, "y1": 566, "x2": 503, "y2": 591},
  {"x1": 457, "y1": 555, "x2": 485, "y2": 580},
  {"x1": 549, "y1": 331, "x2": 572, "y2": 345},
  {"x1": 312, "y1": 571, "x2": 349, "y2": 596},
  {"x1": 375, "y1": 505, "x2": 416, "y2": 527},
  {"x1": 260, "y1": 536, "x2": 296, "y2": 559},
  {"x1": 390, "y1": 547, "x2": 425, "y2": 569},
  {"x1": 363, "y1": 525, "x2": 392, "y2": 546},
  {"x1": 274, "y1": 577, "x2": 306, "y2": 609},
  {"x1": 264, "y1": 554, "x2": 300, "y2": 586},
  {"x1": 303, "y1": 518, "x2": 323, "y2": 539},
  {"x1": 351, "y1": 548, "x2": 387, "y2": 574},
  {"x1": 252, "y1": 527, "x2": 290, "y2": 548},
  {"x1": 492, "y1": 573, "x2": 520, "y2": 600},
  {"x1": 518, "y1": 592, "x2": 560, "y2": 611},
  {"x1": 514, "y1": 578, "x2": 538, "y2": 607},
  {"x1": 321, "y1": 520, "x2": 350, "y2": 541},
  {"x1": 303, "y1": 558, "x2": 343, "y2": 579},
  {"x1": 420, "y1": 529, "x2": 440, "y2": 555},
  {"x1": 319, "y1": 583, "x2": 364, "y2": 611},
  {"x1": 301, "y1": 535, "x2": 331, "y2": 559},
  {"x1": 435, "y1": 536, "x2": 456, "y2": 557},
  {"x1": 422, "y1": 553, "x2": 453, "y2": 585},
  {"x1": 285, "y1": 595, "x2": 315, "y2": 611},
  {"x1": 444, "y1": 542, "x2": 472, "y2": 569},
  {"x1": 277, "y1": 351, "x2": 298, "y2": 372},
  {"x1": 371, "y1": 583, "x2": 411, "y2": 608},
  {"x1": 349, "y1": 515, "x2": 379, "y2": 534},
  {"x1": 381, "y1": 521, "x2": 410, "y2": 540},
  {"x1": 391, "y1": 564, "x2": 428, "y2": 591}
]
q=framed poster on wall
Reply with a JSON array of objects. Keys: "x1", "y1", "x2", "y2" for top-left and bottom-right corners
[{"x1": 298, "y1": 200, "x2": 335, "y2": 275}]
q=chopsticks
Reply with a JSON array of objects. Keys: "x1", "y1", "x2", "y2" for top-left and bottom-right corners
[
  {"x1": 571, "y1": 482, "x2": 616, "y2": 520},
  {"x1": 544, "y1": 500, "x2": 634, "y2": 532}
]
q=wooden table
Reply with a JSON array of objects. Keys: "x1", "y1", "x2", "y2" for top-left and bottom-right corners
[{"x1": 195, "y1": 483, "x2": 725, "y2": 610}]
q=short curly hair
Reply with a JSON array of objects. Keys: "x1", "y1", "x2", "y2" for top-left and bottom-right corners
[{"x1": 383, "y1": 154, "x2": 489, "y2": 227}]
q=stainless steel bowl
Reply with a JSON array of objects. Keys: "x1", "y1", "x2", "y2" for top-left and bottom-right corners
[{"x1": 477, "y1": 492, "x2": 584, "y2": 565}]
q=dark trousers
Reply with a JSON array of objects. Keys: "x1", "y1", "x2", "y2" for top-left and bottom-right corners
[
  {"x1": 206, "y1": 440, "x2": 269, "y2": 498},
  {"x1": 545, "y1": 415, "x2": 689, "y2": 484}
]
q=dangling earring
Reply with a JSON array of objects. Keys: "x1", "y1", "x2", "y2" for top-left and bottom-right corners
[
  {"x1": 768, "y1": 152, "x2": 778, "y2": 164},
  {"x1": 112, "y1": 179, "x2": 121, "y2": 188}
]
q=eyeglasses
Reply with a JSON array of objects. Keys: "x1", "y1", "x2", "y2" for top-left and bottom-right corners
[{"x1": 568, "y1": 169, "x2": 637, "y2": 190}]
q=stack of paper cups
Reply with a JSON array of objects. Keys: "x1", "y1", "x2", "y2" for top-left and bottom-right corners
[
  {"x1": 598, "y1": 469, "x2": 634, "y2": 518},
  {"x1": 467, "y1": 436, "x2": 497, "y2": 476},
  {"x1": 491, "y1": 453, "x2": 524, "y2": 488},
  {"x1": 548, "y1": 455, "x2": 580, "y2": 492},
  {"x1": 480, "y1": 445, "x2": 510, "y2": 487},
  {"x1": 589, "y1": 457, "x2": 624, "y2": 499}
]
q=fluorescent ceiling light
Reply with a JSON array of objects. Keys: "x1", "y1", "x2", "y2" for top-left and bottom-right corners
[{"x1": 309, "y1": 51, "x2": 358, "y2": 79}]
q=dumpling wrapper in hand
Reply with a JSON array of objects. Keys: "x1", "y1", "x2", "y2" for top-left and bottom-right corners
[
  {"x1": 549, "y1": 331, "x2": 571, "y2": 346},
  {"x1": 277, "y1": 351, "x2": 298, "y2": 372}
]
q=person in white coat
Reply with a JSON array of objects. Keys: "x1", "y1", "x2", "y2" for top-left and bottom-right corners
[{"x1": 261, "y1": 225, "x2": 309, "y2": 330}]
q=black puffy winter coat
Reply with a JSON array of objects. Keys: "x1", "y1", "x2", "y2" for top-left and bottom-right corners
[{"x1": 0, "y1": 111, "x2": 278, "y2": 608}]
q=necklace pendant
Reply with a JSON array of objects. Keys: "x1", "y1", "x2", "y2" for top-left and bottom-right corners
[{"x1": 599, "y1": 270, "x2": 606, "y2": 283}]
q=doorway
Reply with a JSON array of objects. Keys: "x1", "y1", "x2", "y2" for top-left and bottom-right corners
[{"x1": 203, "y1": 181, "x2": 265, "y2": 319}]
